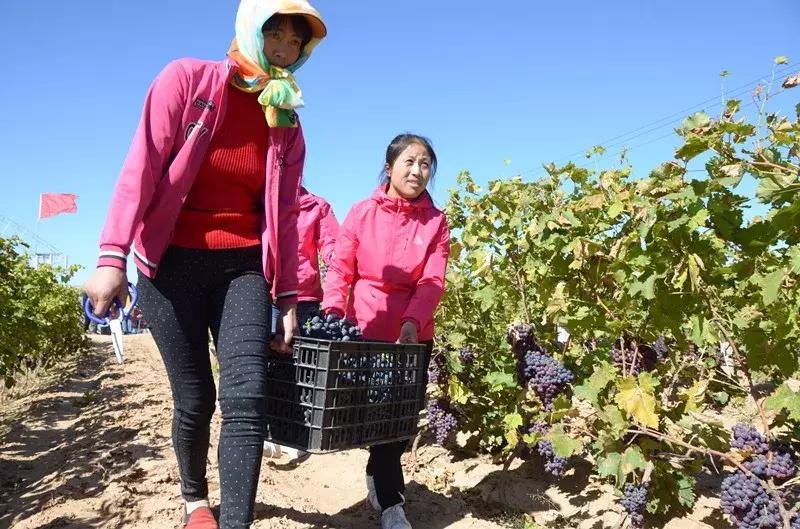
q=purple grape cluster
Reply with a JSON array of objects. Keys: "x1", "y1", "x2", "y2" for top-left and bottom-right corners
[
  {"x1": 527, "y1": 421, "x2": 549, "y2": 436},
  {"x1": 744, "y1": 455, "x2": 768, "y2": 477},
  {"x1": 652, "y1": 336, "x2": 669, "y2": 362},
  {"x1": 521, "y1": 351, "x2": 574, "y2": 410},
  {"x1": 459, "y1": 345, "x2": 476, "y2": 365},
  {"x1": 611, "y1": 341, "x2": 658, "y2": 375},
  {"x1": 508, "y1": 323, "x2": 545, "y2": 384},
  {"x1": 744, "y1": 450, "x2": 796, "y2": 481},
  {"x1": 721, "y1": 471, "x2": 782, "y2": 529},
  {"x1": 522, "y1": 422, "x2": 569, "y2": 477},
  {"x1": 621, "y1": 483, "x2": 649, "y2": 529},
  {"x1": 721, "y1": 424, "x2": 798, "y2": 529},
  {"x1": 536, "y1": 439, "x2": 568, "y2": 477},
  {"x1": 506, "y1": 323, "x2": 543, "y2": 357},
  {"x1": 507, "y1": 323, "x2": 573, "y2": 411},
  {"x1": 301, "y1": 311, "x2": 362, "y2": 341},
  {"x1": 426, "y1": 399, "x2": 458, "y2": 445},
  {"x1": 427, "y1": 351, "x2": 449, "y2": 387},
  {"x1": 731, "y1": 424, "x2": 769, "y2": 455},
  {"x1": 767, "y1": 449, "x2": 797, "y2": 480}
]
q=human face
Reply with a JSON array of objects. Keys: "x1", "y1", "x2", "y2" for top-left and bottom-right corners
[
  {"x1": 385, "y1": 143, "x2": 432, "y2": 200},
  {"x1": 263, "y1": 21, "x2": 303, "y2": 68}
]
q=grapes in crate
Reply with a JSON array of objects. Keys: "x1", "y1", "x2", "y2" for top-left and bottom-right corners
[{"x1": 301, "y1": 310, "x2": 363, "y2": 341}]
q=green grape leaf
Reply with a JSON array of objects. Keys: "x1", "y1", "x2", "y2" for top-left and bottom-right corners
[
  {"x1": 548, "y1": 425, "x2": 583, "y2": 458},
  {"x1": 677, "y1": 474, "x2": 697, "y2": 508},
  {"x1": 620, "y1": 446, "x2": 647, "y2": 476},
  {"x1": 598, "y1": 452, "x2": 622, "y2": 481},
  {"x1": 484, "y1": 371, "x2": 517, "y2": 389},
  {"x1": 764, "y1": 383, "x2": 800, "y2": 421}
]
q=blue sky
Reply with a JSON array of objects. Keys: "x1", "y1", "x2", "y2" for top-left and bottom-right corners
[{"x1": 0, "y1": 0, "x2": 798, "y2": 286}]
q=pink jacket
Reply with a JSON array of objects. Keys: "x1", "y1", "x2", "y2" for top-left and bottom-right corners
[
  {"x1": 322, "y1": 186, "x2": 450, "y2": 342},
  {"x1": 297, "y1": 187, "x2": 338, "y2": 301},
  {"x1": 95, "y1": 58, "x2": 305, "y2": 307}
]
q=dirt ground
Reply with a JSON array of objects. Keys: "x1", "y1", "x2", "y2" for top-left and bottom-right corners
[{"x1": 0, "y1": 336, "x2": 733, "y2": 529}]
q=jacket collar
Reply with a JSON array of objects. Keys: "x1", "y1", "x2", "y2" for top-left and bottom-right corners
[
  {"x1": 299, "y1": 186, "x2": 317, "y2": 209},
  {"x1": 370, "y1": 184, "x2": 434, "y2": 212}
]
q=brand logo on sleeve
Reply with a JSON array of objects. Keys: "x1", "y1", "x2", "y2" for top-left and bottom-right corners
[
  {"x1": 185, "y1": 120, "x2": 209, "y2": 140},
  {"x1": 192, "y1": 98, "x2": 216, "y2": 111}
]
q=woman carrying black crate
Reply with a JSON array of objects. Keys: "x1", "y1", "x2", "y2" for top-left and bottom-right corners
[
  {"x1": 83, "y1": 1, "x2": 327, "y2": 527},
  {"x1": 322, "y1": 133, "x2": 450, "y2": 529}
]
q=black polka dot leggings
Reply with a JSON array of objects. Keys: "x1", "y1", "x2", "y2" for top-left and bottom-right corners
[
  {"x1": 137, "y1": 245, "x2": 270, "y2": 529},
  {"x1": 366, "y1": 340, "x2": 433, "y2": 510}
]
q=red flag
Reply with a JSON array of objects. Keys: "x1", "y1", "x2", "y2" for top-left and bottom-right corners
[{"x1": 39, "y1": 193, "x2": 78, "y2": 220}]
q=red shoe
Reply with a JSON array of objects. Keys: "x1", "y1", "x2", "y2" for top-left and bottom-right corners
[{"x1": 183, "y1": 506, "x2": 218, "y2": 529}]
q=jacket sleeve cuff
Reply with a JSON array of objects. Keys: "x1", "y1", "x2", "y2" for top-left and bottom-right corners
[
  {"x1": 401, "y1": 317, "x2": 422, "y2": 334},
  {"x1": 275, "y1": 293, "x2": 298, "y2": 309},
  {"x1": 97, "y1": 256, "x2": 127, "y2": 270}
]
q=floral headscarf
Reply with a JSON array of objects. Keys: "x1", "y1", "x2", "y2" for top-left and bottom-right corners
[{"x1": 227, "y1": 0, "x2": 326, "y2": 127}]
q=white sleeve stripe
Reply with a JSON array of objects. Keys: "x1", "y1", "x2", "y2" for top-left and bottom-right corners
[
  {"x1": 276, "y1": 290, "x2": 298, "y2": 298},
  {"x1": 99, "y1": 251, "x2": 127, "y2": 259},
  {"x1": 132, "y1": 247, "x2": 158, "y2": 268}
]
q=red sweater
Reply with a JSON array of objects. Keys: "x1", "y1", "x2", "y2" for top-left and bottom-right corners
[{"x1": 172, "y1": 86, "x2": 267, "y2": 249}]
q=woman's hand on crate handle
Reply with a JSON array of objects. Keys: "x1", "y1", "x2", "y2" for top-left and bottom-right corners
[
  {"x1": 84, "y1": 266, "x2": 128, "y2": 318},
  {"x1": 397, "y1": 321, "x2": 418, "y2": 344},
  {"x1": 271, "y1": 305, "x2": 298, "y2": 355}
]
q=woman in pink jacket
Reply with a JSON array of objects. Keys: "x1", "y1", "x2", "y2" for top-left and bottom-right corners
[
  {"x1": 322, "y1": 134, "x2": 450, "y2": 529},
  {"x1": 82, "y1": 1, "x2": 326, "y2": 528}
]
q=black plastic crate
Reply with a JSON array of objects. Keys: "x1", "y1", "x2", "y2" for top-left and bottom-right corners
[{"x1": 264, "y1": 337, "x2": 428, "y2": 452}]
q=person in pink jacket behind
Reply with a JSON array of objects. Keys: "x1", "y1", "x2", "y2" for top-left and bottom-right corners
[
  {"x1": 322, "y1": 133, "x2": 450, "y2": 529},
  {"x1": 271, "y1": 185, "x2": 339, "y2": 337},
  {"x1": 265, "y1": 185, "x2": 337, "y2": 459},
  {"x1": 296, "y1": 186, "x2": 339, "y2": 318},
  {"x1": 82, "y1": 1, "x2": 326, "y2": 528}
]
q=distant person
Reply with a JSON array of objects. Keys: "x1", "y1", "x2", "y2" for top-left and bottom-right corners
[
  {"x1": 82, "y1": 1, "x2": 327, "y2": 527},
  {"x1": 322, "y1": 134, "x2": 450, "y2": 529}
]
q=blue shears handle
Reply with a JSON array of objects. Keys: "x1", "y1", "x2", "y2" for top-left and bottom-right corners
[{"x1": 84, "y1": 283, "x2": 139, "y2": 325}]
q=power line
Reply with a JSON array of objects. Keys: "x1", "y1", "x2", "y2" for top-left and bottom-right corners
[
  {"x1": 542, "y1": 61, "x2": 799, "y2": 167},
  {"x1": 565, "y1": 84, "x2": 793, "y2": 173},
  {"x1": 562, "y1": 61, "x2": 797, "y2": 159},
  {"x1": 516, "y1": 61, "x2": 800, "y2": 178},
  {"x1": 0, "y1": 214, "x2": 67, "y2": 266}
]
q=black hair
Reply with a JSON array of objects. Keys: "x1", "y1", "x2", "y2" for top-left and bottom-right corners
[
  {"x1": 263, "y1": 14, "x2": 312, "y2": 50},
  {"x1": 380, "y1": 133, "x2": 438, "y2": 184}
]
